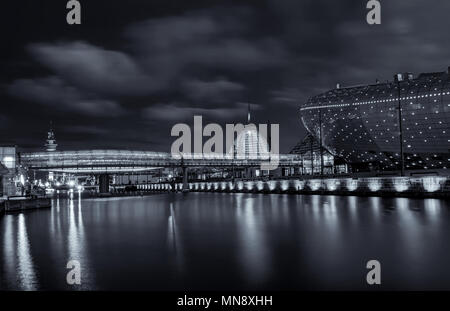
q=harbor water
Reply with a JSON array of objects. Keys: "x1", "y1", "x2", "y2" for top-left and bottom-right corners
[{"x1": 0, "y1": 192, "x2": 449, "y2": 290}]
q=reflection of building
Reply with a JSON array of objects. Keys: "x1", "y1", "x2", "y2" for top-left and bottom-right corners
[
  {"x1": 300, "y1": 69, "x2": 450, "y2": 174},
  {"x1": 0, "y1": 145, "x2": 17, "y2": 196}
]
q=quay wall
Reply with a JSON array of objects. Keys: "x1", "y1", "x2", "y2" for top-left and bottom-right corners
[
  {"x1": 0, "y1": 197, "x2": 51, "y2": 214},
  {"x1": 137, "y1": 176, "x2": 450, "y2": 198}
]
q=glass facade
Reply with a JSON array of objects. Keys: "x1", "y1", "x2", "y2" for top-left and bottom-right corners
[
  {"x1": 290, "y1": 133, "x2": 347, "y2": 175},
  {"x1": 232, "y1": 126, "x2": 270, "y2": 159},
  {"x1": 0, "y1": 146, "x2": 17, "y2": 197},
  {"x1": 0, "y1": 146, "x2": 16, "y2": 170},
  {"x1": 300, "y1": 71, "x2": 450, "y2": 172}
]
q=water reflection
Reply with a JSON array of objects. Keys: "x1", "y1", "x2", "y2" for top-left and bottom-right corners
[
  {"x1": 424, "y1": 199, "x2": 440, "y2": 221},
  {"x1": 1, "y1": 214, "x2": 39, "y2": 290},
  {"x1": 65, "y1": 194, "x2": 93, "y2": 289},
  {"x1": 17, "y1": 214, "x2": 38, "y2": 290},
  {"x1": 347, "y1": 196, "x2": 357, "y2": 222},
  {"x1": 370, "y1": 196, "x2": 381, "y2": 222},
  {"x1": 3, "y1": 216, "x2": 16, "y2": 287},
  {"x1": 168, "y1": 202, "x2": 183, "y2": 272},
  {"x1": 0, "y1": 193, "x2": 449, "y2": 290},
  {"x1": 236, "y1": 195, "x2": 270, "y2": 285}
]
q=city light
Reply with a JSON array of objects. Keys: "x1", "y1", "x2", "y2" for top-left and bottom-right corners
[
  {"x1": 346, "y1": 179, "x2": 358, "y2": 191},
  {"x1": 368, "y1": 179, "x2": 382, "y2": 192},
  {"x1": 309, "y1": 180, "x2": 321, "y2": 191}
]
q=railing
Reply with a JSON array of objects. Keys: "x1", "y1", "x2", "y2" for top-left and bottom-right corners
[{"x1": 20, "y1": 150, "x2": 303, "y2": 171}]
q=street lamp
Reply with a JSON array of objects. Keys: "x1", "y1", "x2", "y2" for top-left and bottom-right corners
[
  {"x1": 319, "y1": 108, "x2": 324, "y2": 177},
  {"x1": 394, "y1": 73, "x2": 405, "y2": 177}
]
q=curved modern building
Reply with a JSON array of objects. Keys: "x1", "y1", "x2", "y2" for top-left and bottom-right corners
[{"x1": 300, "y1": 69, "x2": 450, "y2": 173}]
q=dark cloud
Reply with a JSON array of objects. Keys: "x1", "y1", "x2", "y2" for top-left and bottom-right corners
[
  {"x1": 28, "y1": 41, "x2": 157, "y2": 96},
  {"x1": 0, "y1": 115, "x2": 8, "y2": 129},
  {"x1": 64, "y1": 125, "x2": 110, "y2": 135},
  {"x1": 181, "y1": 78, "x2": 245, "y2": 104},
  {"x1": 7, "y1": 76, "x2": 124, "y2": 117},
  {"x1": 1, "y1": 0, "x2": 450, "y2": 152},
  {"x1": 124, "y1": 8, "x2": 290, "y2": 76},
  {"x1": 143, "y1": 102, "x2": 260, "y2": 122}
]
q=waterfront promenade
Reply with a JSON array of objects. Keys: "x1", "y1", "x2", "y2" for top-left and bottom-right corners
[{"x1": 137, "y1": 176, "x2": 450, "y2": 199}]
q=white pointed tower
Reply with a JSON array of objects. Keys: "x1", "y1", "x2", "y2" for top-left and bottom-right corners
[
  {"x1": 232, "y1": 103, "x2": 269, "y2": 159},
  {"x1": 45, "y1": 123, "x2": 58, "y2": 152}
]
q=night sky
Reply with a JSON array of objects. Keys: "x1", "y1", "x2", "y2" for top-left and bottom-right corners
[{"x1": 1, "y1": 0, "x2": 449, "y2": 152}]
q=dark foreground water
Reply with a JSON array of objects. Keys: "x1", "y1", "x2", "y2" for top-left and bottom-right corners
[{"x1": 0, "y1": 193, "x2": 449, "y2": 290}]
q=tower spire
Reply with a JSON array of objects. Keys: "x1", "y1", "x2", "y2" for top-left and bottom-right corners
[
  {"x1": 247, "y1": 103, "x2": 251, "y2": 123},
  {"x1": 45, "y1": 122, "x2": 58, "y2": 152}
]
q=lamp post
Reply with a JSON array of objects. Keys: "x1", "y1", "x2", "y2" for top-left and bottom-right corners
[
  {"x1": 319, "y1": 109, "x2": 324, "y2": 177},
  {"x1": 395, "y1": 74, "x2": 405, "y2": 177}
]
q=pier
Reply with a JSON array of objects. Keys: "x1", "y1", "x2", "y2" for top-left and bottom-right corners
[{"x1": 0, "y1": 196, "x2": 51, "y2": 213}]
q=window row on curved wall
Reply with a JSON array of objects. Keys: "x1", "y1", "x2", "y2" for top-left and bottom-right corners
[{"x1": 300, "y1": 73, "x2": 450, "y2": 172}]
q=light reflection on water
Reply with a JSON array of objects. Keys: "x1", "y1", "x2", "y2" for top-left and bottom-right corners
[
  {"x1": 235, "y1": 195, "x2": 270, "y2": 285},
  {"x1": 3, "y1": 216, "x2": 16, "y2": 287},
  {"x1": 0, "y1": 193, "x2": 449, "y2": 290},
  {"x1": 17, "y1": 214, "x2": 38, "y2": 290},
  {"x1": 1, "y1": 214, "x2": 39, "y2": 290}
]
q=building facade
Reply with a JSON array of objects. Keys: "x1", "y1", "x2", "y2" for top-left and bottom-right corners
[
  {"x1": 0, "y1": 146, "x2": 17, "y2": 196},
  {"x1": 300, "y1": 69, "x2": 450, "y2": 174}
]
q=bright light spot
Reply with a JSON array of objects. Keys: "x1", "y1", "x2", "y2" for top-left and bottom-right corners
[
  {"x1": 309, "y1": 179, "x2": 321, "y2": 191},
  {"x1": 422, "y1": 177, "x2": 444, "y2": 192},
  {"x1": 281, "y1": 180, "x2": 289, "y2": 191},
  {"x1": 326, "y1": 179, "x2": 338, "y2": 191},
  {"x1": 268, "y1": 181, "x2": 276, "y2": 191},
  {"x1": 368, "y1": 179, "x2": 382, "y2": 192},
  {"x1": 2, "y1": 156, "x2": 15, "y2": 169},
  {"x1": 346, "y1": 179, "x2": 358, "y2": 191},
  {"x1": 257, "y1": 181, "x2": 264, "y2": 191},
  {"x1": 246, "y1": 181, "x2": 254, "y2": 191},
  {"x1": 294, "y1": 180, "x2": 305, "y2": 190},
  {"x1": 393, "y1": 178, "x2": 409, "y2": 192}
]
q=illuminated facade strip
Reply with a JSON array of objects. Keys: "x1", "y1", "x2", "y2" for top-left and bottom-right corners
[{"x1": 300, "y1": 91, "x2": 450, "y2": 111}]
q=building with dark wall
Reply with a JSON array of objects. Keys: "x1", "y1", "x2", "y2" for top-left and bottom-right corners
[
  {"x1": 0, "y1": 146, "x2": 17, "y2": 196},
  {"x1": 0, "y1": 162, "x2": 8, "y2": 197},
  {"x1": 300, "y1": 68, "x2": 450, "y2": 174}
]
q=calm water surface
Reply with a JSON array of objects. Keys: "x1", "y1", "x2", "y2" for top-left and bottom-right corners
[{"x1": 0, "y1": 193, "x2": 449, "y2": 290}]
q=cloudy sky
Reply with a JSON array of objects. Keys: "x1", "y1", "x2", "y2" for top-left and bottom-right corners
[{"x1": 1, "y1": 0, "x2": 449, "y2": 152}]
